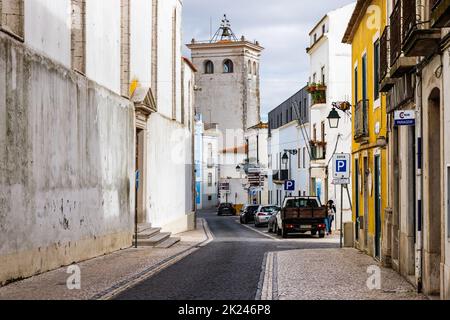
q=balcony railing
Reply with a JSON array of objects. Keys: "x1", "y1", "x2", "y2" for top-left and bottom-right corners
[
  {"x1": 273, "y1": 170, "x2": 289, "y2": 182},
  {"x1": 307, "y1": 83, "x2": 327, "y2": 106},
  {"x1": 354, "y1": 100, "x2": 369, "y2": 141},
  {"x1": 380, "y1": 27, "x2": 389, "y2": 81},
  {"x1": 431, "y1": 0, "x2": 450, "y2": 27},
  {"x1": 390, "y1": 1, "x2": 402, "y2": 66},
  {"x1": 403, "y1": 0, "x2": 417, "y2": 41},
  {"x1": 402, "y1": 0, "x2": 442, "y2": 57}
]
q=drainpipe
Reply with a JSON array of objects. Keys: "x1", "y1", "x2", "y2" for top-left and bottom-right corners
[{"x1": 416, "y1": 69, "x2": 424, "y2": 293}]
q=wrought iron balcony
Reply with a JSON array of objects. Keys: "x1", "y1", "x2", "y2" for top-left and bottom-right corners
[
  {"x1": 354, "y1": 100, "x2": 369, "y2": 142},
  {"x1": 431, "y1": 0, "x2": 450, "y2": 27},
  {"x1": 380, "y1": 27, "x2": 395, "y2": 92},
  {"x1": 273, "y1": 170, "x2": 289, "y2": 183},
  {"x1": 402, "y1": 0, "x2": 441, "y2": 58},
  {"x1": 389, "y1": 0, "x2": 417, "y2": 78}
]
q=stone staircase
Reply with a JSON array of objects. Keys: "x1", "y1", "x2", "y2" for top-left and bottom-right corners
[{"x1": 133, "y1": 224, "x2": 181, "y2": 249}]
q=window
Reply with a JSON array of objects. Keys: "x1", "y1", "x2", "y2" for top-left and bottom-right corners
[
  {"x1": 298, "y1": 149, "x2": 301, "y2": 169},
  {"x1": 208, "y1": 173, "x2": 213, "y2": 187},
  {"x1": 223, "y1": 59, "x2": 234, "y2": 73},
  {"x1": 313, "y1": 73, "x2": 317, "y2": 84},
  {"x1": 374, "y1": 40, "x2": 380, "y2": 101},
  {"x1": 1, "y1": 0, "x2": 24, "y2": 38},
  {"x1": 362, "y1": 54, "x2": 367, "y2": 101},
  {"x1": 303, "y1": 147, "x2": 306, "y2": 169},
  {"x1": 253, "y1": 62, "x2": 257, "y2": 75},
  {"x1": 321, "y1": 121, "x2": 325, "y2": 142},
  {"x1": 322, "y1": 24, "x2": 326, "y2": 35},
  {"x1": 313, "y1": 124, "x2": 317, "y2": 141},
  {"x1": 248, "y1": 60, "x2": 252, "y2": 75},
  {"x1": 321, "y1": 66, "x2": 326, "y2": 85},
  {"x1": 314, "y1": 33, "x2": 317, "y2": 43},
  {"x1": 205, "y1": 60, "x2": 214, "y2": 74},
  {"x1": 354, "y1": 65, "x2": 359, "y2": 105}
]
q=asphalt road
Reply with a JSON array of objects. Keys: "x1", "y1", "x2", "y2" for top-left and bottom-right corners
[{"x1": 115, "y1": 210, "x2": 339, "y2": 300}]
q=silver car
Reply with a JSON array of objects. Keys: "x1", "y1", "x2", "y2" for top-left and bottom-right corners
[{"x1": 254, "y1": 205, "x2": 281, "y2": 228}]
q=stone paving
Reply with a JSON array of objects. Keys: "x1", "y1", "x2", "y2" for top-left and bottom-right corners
[
  {"x1": 273, "y1": 248, "x2": 427, "y2": 300},
  {"x1": 0, "y1": 219, "x2": 211, "y2": 300}
]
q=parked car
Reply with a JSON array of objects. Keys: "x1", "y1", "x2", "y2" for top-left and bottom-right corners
[
  {"x1": 268, "y1": 211, "x2": 280, "y2": 233},
  {"x1": 240, "y1": 205, "x2": 260, "y2": 224},
  {"x1": 218, "y1": 203, "x2": 236, "y2": 216},
  {"x1": 254, "y1": 205, "x2": 281, "y2": 228},
  {"x1": 276, "y1": 196, "x2": 327, "y2": 238}
]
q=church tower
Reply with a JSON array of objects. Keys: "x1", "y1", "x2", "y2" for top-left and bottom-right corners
[
  {"x1": 187, "y1": 15, "x2": 263, "y2": 135},
  {"x1": 187, "y1": 15, "x2": 264, "y2": 205}
]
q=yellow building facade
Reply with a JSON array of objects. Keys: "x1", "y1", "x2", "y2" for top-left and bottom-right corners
[{"x1": 343, "y1": 0, "x2": 388, "y2": 259}]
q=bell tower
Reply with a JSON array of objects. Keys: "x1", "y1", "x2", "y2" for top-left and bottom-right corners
[
  {"x1": 187, "y1": 15, "x2": 263, "y2": 135},
  {"x1": 187, "y1": 15, "x2": 264, "y2": 206}
]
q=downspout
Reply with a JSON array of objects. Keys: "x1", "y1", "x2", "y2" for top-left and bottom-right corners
[{"x1": 416, "y1": 68, "x2": 424, "y2": 293}]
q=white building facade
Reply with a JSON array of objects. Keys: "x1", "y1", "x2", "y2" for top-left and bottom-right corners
[
  {"x1": 307, "y1": 3, "x2": 355, "y2": 226},
  {"x1": 0, "y1": 0, "x2": 195, "y2": 285},
  {"x1": 268, "y1": 87, "x2": 311, "y2": 206}
]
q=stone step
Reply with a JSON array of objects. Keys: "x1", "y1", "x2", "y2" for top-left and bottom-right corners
[
  {"x1": 133, "y1": 228, "x2": 162, "y2": 240},
  {"x1": 137, "y1": 223, "x2": 153, "y2": 233},
  {"x1": 154, "y1": 237, "x2": 181, "y2": 249},
  {"x1": 136, "y1": 232, "x2": 171, "y2": 247}
]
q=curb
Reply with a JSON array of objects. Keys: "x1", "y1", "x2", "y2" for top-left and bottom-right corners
[{"x1": 92, "y1": 218, "x2": 214, "y2": 300}]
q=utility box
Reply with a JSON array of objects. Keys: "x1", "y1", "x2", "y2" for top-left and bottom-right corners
[{"x1": 344, "y1": 222, "x2": 354, "y2": 248}]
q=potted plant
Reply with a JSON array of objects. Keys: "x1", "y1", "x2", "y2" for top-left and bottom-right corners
[{"x1": 307, "y1": 82, "x2": 317, "y2": 93}]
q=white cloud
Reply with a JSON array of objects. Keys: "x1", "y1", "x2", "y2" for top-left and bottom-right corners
[{"x1": 182, "y1": 0, "x2": 355, "y2": 117}]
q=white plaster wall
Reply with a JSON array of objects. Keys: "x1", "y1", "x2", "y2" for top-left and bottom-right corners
[
  {"x1": 86, "y1": 0, "x2": 121, "y2": 94},
  {"x1": 24, "y1": 0, "x2": 72, "y2": 67},
  {"x1": 130, "y1": 0, "x2": 152, "y2": 89},
  {"x1": 0, "y1": 34, "x2": 135, "y2": 284},
  {"x1": 157, "y1": 0, "x2": 182, "y2": 119},
  {"x1": 145, "y1": 113, "x2": 194, "y2": 233},
  {"x1": 202, "y1": 133, "x2": 219, "y2": 208}
]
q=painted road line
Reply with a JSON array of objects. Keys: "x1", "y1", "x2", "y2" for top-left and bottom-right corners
[{"x1": 236, "y1": 220, "x2": 281, "y2": 241}]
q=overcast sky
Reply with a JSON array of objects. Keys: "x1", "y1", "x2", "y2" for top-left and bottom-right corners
[{"x1": 182, "y1": 0, "x2": 355, "y2": 120}]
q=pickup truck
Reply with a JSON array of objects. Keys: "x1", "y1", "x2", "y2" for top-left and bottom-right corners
[{"x1": 275, "y1": 197, "x2": 328, "y2": 238}]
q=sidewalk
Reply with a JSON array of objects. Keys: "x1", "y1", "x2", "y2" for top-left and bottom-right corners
[
  {"x1": 261, "y1": 248, "x2": 427, "y2": 300},
  {"x1": 0, "y1": 219, "x2": 212, "y2": 300}
]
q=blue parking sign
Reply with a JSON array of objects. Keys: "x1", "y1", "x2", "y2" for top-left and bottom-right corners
[
  {"x1": 333, "y1": 154, "x2": 351, "y2": 179},
  {"x1": 284, "y1": 180, "x2": 295, "y2": 191},
  {"x1": 336, "y1": 160, "x2": 347, "y2": 173}
]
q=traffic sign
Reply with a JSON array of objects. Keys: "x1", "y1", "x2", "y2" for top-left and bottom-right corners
[
  {"x1": 333, "y1": 154, "x2": 350, "y2": 179},
  {"x1": 394, "y1": 110, "x2": 415, "y2": 126},
  {"x1": 284, "y1": 180, "x2": 296, "y2": 191}
]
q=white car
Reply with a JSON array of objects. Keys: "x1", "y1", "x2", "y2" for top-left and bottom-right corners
[{"x1": 254, "y1": 205, "x2": 281, "y2": 228}]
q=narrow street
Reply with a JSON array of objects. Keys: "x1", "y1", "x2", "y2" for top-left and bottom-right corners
[{"x1": 114, "y1": 210, "x2": 339, "y2": 300}]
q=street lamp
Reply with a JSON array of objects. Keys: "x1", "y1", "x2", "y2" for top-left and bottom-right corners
[{"x1": 327, "y1": 108, "x2": 341, "y2": 129}]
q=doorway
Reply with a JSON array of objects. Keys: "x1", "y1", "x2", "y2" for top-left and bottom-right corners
[
  {"x1": 355, "y1": 159, "x2": 360, "y2": 241},
  {"x1": 364, "y1": 157, "x2": 369, "y2": 249},
  {"x1": 424, "y1": 88, "x2": 441, "y2": 295},
  {"x1": 135, "y1": 128, "x2": 147, "y2": 224},
  {"x1": 374, "y1": 154, "x2": 382, "y2": 259}
]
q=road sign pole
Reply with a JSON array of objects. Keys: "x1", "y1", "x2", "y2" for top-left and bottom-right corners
[{"x1": 340, "y1": 183, "x2": 344, "y2": 249}]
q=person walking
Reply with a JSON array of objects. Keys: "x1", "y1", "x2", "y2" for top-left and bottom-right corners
[{"x1": 327, "y1": 200, "x2": 336, "y2": 235}]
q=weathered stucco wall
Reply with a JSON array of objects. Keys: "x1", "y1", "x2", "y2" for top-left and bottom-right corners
[
  {"x1": 0, "y1": 33, "x2": 135, "y2": 285},
  {"x1": 145, "y1": 112, "x2": 194, "y2": 234}
]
